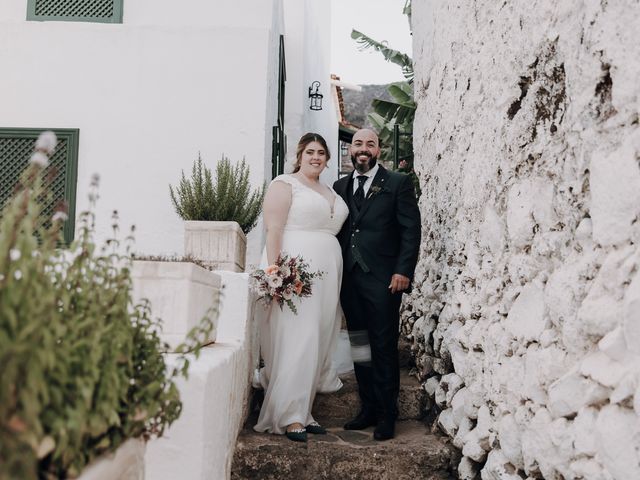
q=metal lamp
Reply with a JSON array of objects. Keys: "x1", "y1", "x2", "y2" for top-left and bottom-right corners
[{"x1": 308, "y1": 81, "x2": 323, "y2": 111}]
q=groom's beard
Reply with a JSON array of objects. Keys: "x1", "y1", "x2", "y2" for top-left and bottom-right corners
[{"x1": 351, "y1": 152, "x2": 378, "y2": 174}]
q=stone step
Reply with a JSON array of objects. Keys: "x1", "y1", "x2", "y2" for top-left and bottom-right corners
[
  {"x1": 231, "y1": 420, "x2": 459, "y2": 480},
  {"x1": 312, "y1": 370, "x2": 426, "y2": 427}
]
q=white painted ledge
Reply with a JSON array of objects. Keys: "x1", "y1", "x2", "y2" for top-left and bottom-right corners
[
  {"x1": 144, "y1": 272, "x2": 257, "y2": 480},
  {"x1": 78, "y1": 439, "x2": 145, "y2": 480}
]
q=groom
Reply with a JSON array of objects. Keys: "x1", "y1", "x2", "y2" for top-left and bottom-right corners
[{"x1": 333, "y1": 128, "x2": 421, "y2": 440}]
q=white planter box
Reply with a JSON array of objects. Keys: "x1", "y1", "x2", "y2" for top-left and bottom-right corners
[
  {"x1": 184, "y1": 220, "x2": 247, "y2": 272},
  {"x1": 131, "y1": 261, "x2": 221, "y2": 351},
  {"x1": 78, "y1": 439, "x2": 145, "y2": 480}
]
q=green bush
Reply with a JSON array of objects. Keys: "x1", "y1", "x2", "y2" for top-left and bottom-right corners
[
  {"x1": 0, "y1": 134, "x2": 217, "y2": 479},
  {"x1": 169, "y1": 154, "x2": 265, "y2": 234}
]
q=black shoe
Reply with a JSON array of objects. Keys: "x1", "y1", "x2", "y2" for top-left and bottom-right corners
[
  {"x1": 285, "y1": 427, "x2": 307, "y2": 442},
  {"x1": 373, "y1": 418, "x2": 395, "y2": 440},
  {"x1": 306, "y1": 422, "x2": 327, "y2": 435},
  {"x1": 344, "y1": 410, "x2": 377, "y2": 430}
]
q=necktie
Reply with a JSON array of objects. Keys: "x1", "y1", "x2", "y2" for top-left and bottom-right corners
[{"x1": 354, "y1": 175, "x2": 367, "y2": 210}]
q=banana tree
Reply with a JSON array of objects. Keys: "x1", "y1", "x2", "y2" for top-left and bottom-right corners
[{"x1": 367, "y1": 82, "x2": 415, "y2": 166}]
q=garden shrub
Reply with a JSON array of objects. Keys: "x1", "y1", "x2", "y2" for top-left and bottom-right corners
[
  {"x1": 0, "y1": 133, "x2": 216, "y2": 479},
  {"x1": 169, "y1": 154, "x2": 265, "y2": 234}
]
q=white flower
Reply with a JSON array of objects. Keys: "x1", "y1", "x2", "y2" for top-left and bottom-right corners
[
  {"x1": 267, "y1": 274, "x2": 283, "y2": 288},
  {"x1": 9, "y1": 249, "x2": 21, "y2": 261},
  {"x1": 0, "y1": 274, "x2": 4, "y2": 281},
  {"x1": 282, "y1": 288, "x2": 293, "y2": 300},
  {"x1": 30, "y1": 152, "x2": 49, "y2": 168},
  {"x1": 14, "y1": 270, "x2": 22, "y2": 280},
  {"x1": 35, "y1": 131, "x2": 57, "y2": 155},
  {"x1": 279, "y1": 266, "x2": 291, "y2": 277},
  {"x1": 52, "y1": 211, "x2": 68, "y2": 222}
]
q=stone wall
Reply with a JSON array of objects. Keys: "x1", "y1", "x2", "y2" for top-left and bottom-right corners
[{"x1": 405, "y1": 1, "x2": 640, "y2": 479}]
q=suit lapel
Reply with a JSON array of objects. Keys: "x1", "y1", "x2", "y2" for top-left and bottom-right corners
[
  {"x1": 353, "y1": 166, "x2": 389, "y2": 224},
  {"x1": 334, "y1": 175, "x2": 351, "y2": 201}
]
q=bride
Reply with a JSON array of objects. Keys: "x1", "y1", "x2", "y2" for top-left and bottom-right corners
[{"x1": 253, "y1": 132, "x2": 349, "y2": 442}]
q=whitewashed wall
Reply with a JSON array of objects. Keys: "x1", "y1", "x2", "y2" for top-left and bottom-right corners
[
  {"x1": 407, "y1": 1, "x2": 640, "y2": 479},
  {"x1": 283, "y1": 0, "x2": 340, "y2": 184},
  {"x1": 0, "y1": 0, "x2": 283, "y2": 259}
]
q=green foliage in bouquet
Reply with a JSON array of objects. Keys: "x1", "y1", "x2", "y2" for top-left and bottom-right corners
[
  {"x1": 169, "y1": 154, "x2": 265, "y2": 234},
  {"x1": 0, "y1": 134, "x2": 218, "y2": 479}
]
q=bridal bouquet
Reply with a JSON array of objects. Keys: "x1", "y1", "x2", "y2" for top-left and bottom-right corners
[{"x1": 251, "y1": 254, "x2": 324, "y2": 314}]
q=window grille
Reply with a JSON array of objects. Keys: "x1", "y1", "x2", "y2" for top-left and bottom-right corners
[
  {"x1": 27, "y1": 0, "x2": 123, "y2": 23},
  {"x1": 0, "y1": 129, "x2": 80, "y2": 244}
]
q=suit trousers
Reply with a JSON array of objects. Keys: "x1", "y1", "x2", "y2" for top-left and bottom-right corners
[{"x1": 341, "y1": 264, "x2": 402, "y2": 419}]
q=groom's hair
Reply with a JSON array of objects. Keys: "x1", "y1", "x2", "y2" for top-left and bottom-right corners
[{"x1": 293, "y1": 132, "x2": 331, "y2": 173}]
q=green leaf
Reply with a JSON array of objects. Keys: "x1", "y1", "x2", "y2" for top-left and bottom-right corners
[{"x1": 351, "y1": 29, "x2": 414, "y2": 82}]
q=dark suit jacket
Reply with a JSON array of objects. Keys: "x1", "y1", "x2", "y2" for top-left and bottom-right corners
[{"x1": 333, "y1": 166, "x2": 421, "y2": 285}]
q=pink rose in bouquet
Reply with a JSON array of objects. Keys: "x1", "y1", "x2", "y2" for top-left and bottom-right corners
[{"x1": 251, "y1": 253, "x2": 324, "y2": 314}]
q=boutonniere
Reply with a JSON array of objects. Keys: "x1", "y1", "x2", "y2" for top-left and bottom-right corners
[{"x1": 368, "y1": 185, "x2": 388, "y2": 198}]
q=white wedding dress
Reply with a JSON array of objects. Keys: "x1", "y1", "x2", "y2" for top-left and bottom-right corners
[{"x1": 254, "y1": 174, "x2": 349, "y2": 434}]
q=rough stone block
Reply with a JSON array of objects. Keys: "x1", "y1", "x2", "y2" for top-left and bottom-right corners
[
  {"x1": 497, "y1": 414, "x2": 523, "y2": 468},
  {"x1": 548, "y1": 369, "x2": 610, "y2": 418},
  {"x1": 595, "y1": 404, "x2": 640, "y2": 480},
  {"x1": 481, "y1": 449, "x2": 522, "y2": 480},
  {"x1": 505, "y1": 284, "x2": 547, "y2": 341},
  {"x1": 623, "y1": 271, "x2": 640, "y2": 355},
  {"x1": 457, "y1": 456, "x2": 479, "y2": 480},
  {"x1": 579, "y1": 351, "x2": 625, "y2": 388},
  {"x1": 437, "y1": 408, "x2": 457, "y2": 437},
  {"x1": 590, "y1": 131, "x2": 640, "y2": 247},
  {"x1": 451, "y1": 387, "x2": 469, "y2": 427},
  {"x1": 598, "y1": 327, "x2": 629, "y2": 362},
  {"x1": 479, "y1": 205, "x2": 504, "y2": 254},
  {"x1": 573, "y1": 407, "x2": 597, "y2": 456}
]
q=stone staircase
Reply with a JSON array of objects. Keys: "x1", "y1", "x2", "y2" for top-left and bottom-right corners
[{"x1": 231, "y1": 341, "x2": 460, "y2": 479}]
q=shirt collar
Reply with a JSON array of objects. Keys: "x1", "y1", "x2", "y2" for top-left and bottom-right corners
[{"x1": 353, "y1": 163, "x2": 379, "y2": 180}]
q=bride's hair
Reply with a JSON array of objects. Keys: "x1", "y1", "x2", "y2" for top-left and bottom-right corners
[{"x1": 292, "y1": 132, "x2": 331, "y2": 173}]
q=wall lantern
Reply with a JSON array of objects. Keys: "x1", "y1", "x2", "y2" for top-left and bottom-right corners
[{"x1": 308, "y1": 81, "x2": 323, "y2": 111}]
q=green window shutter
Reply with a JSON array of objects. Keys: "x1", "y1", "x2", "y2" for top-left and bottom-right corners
[
  {"x1": 0, "y1": 128, "x2": 80, "y2": 244},
  {"x1": 26, "y1": 0, "x2": 123, "y2": 24}
]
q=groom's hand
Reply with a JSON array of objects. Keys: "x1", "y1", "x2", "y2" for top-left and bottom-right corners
[{"x1": 389, "y1": 274, "x2": 410, "y2": 293}]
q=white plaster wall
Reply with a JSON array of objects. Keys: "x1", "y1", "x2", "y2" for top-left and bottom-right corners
[
  {"x1": 0, "y1": 0, "x2": 283, "y2": 260},
  {"x1": 407, "y1": 1, "x2": 640, "y2": 479},
  {"x1": 282, "y1": 0, "x2": 340, "y2": 184}
]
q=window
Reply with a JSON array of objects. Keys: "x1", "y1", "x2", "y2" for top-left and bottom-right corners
[
  {"x1": 27, "y1": 0, "x2": 123, "y2": 24},
  {"x1": 0, "y1": 128, "x2": 80, "y2": 244}
]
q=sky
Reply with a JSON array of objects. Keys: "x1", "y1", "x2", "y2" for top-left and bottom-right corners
[{"x1": 330, "y1": 0, "x2": 413, "y2": 86}]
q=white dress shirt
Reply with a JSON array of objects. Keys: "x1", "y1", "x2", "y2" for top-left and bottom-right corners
[{"x1": 352, "y1": 163, "x2": 380, "y2": 196}]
